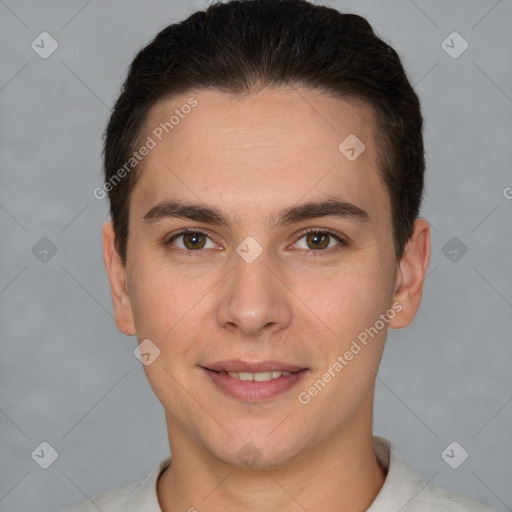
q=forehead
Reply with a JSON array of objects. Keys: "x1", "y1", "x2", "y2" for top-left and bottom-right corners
[{"x1": 131, "y1": 86, "x2": 389, "y2": 223}]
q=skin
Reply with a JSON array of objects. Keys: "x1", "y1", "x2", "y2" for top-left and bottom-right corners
[{"x1": 103, "y1": 86, "x2": 430, "y2": 511}]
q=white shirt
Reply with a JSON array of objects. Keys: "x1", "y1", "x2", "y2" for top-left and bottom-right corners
[{"x1": 63, "y1": 436, "x2": 496, "y2": 511}]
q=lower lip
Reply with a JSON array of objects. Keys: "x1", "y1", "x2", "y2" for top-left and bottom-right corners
[{"x1": 201, "y1": 368, "x2": 309, "y2": 402}]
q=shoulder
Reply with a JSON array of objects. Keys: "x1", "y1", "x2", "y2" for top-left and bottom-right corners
[
  {"x1": 63, "y1": 479, "x2": 142, "y2": 512},
  {"x1": 370, "y1": 437, "x2": 497, "y2": 512},
  {"x1": 411, "y1": 483, "x2": 497, "y2": 512},
  {"x1": 61, "y1": 457, "x2": 171, "y2": 512}
]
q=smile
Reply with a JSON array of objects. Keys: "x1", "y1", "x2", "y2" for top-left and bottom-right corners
[
  {"x1": 201, "y1": 361, "x2": 309, "y2": 402},
  {"x1": 219, "y1": 370, "x2": 292, "y2": 381}
]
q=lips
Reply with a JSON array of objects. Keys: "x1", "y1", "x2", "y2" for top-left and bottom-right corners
[
  {"x1": 222, "y1": 370, "x2": 292, "y2": 381},
  {"x1": 201, "y1": 360, "x2": 309, "y2": 401},
  {"x1": 204, "y1": 360, "x2": 306, "y2": 373}
]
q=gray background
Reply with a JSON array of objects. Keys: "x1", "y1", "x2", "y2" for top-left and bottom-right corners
[{"x1": 1, "y1": 0, "x2": 511, "y2": 510}]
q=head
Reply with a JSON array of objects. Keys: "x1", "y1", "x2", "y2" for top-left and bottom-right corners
[{"x1": 102, "y1": 0, "x2": 430, "y2": 468}]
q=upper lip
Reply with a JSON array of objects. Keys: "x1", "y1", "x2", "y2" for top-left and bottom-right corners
[{"x1": 203, "y1": 360, "x2": 306, "y2": 373}]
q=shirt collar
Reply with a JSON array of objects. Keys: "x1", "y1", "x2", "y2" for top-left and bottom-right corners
[{"x1": 368, "y1": 436, "x2": 434, "y2": 511}]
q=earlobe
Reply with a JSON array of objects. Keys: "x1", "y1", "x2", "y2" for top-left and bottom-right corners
[
  {"x1": 102, "y1": 221, "x2": 137, "y2": 336},
  {"x1": 389, "y1": 218, "x2": 431, "y2": 329}
]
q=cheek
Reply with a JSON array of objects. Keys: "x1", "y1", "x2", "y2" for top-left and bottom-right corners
[
  {"x1": 127, "y1": 255, "x2": 214, "y2": 336},
  {"x1": 128, "y1": 264, "x2": 206, "y2": 409},
  {"x1": 295, "y1": 262, "x2": 394, "y2": 418},
  {"x1": 292, "y1": 256, "x2": 395, "y2": 341},
  {"x1": 345, "y1": 266, "x2": 395, "y2": 331}
]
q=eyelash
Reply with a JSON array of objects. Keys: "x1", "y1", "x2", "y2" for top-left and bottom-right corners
[{"x1": 164, "y1": 227, "x2": 347, "y2": 257}]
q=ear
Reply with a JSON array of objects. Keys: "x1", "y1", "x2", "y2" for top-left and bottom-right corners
[
  {"x1": 102, "y1": 221, "x2": 137, "y2": 336},
  {"x1": 389, "y1": 218, "x2": 431, "y2": 329}
]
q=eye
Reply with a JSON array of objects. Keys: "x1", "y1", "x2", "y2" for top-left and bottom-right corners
[
  {"x1": 164, "y1": 228, "x2": 345, "y2": 254},
  {"x1": 293, "y1": 229, "x2": 345, "y2": 252},
  {"x1": 165, "y1": 229, "x2": 217, "y2": 251}
]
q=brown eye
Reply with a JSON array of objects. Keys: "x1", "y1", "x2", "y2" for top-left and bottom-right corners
[
  {"x1": 182, "y1": 232, "x2": 207, "y2": 250},
  {"x1": 293, "y1": 230, "x2": 345, "y2": 253},
  {"x1": 166, "y1": 230, "x2": 216, "y2": 251},
  {"x1": 305, "y1": 232, "x2": 330, "y2": 250}
]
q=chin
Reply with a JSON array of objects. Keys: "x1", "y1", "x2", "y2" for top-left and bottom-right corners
[{"x1": 205, "y1": 428, "x2": 305, "y2": 470}]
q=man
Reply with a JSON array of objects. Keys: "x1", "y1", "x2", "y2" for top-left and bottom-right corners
[{"x1": 66, "y1": 0, "x2": 496, "y2": 510}]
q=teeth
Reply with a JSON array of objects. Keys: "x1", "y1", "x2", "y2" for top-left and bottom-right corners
[{"x1": 226, "y1": 371, "x2": 292, "y2": 381}]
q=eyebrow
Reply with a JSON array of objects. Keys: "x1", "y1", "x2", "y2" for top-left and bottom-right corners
[{"x1": 142, "y1": 197, "x2": 370, "y2": 228}]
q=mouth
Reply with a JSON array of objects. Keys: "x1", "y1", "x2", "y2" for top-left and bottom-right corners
[
  {"x1": 213, "y1": 370, "x2": 293, "y2": 381},
  {"x1": 200, "y1": 360, "x2": 309, "y2": 402}
]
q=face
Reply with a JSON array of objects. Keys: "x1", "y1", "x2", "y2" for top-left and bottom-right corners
[{"x1": 104, "y1": 86, "x2": 430, "y2": 468}]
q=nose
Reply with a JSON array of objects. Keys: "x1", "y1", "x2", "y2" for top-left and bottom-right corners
[{"x1": 215, "y1": 244, "x2": 292, "y2": 337}]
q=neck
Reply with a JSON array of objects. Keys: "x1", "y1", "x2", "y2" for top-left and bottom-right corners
[{"x1": 157, "y1": 399, "x2": 386, "y2": 512}]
